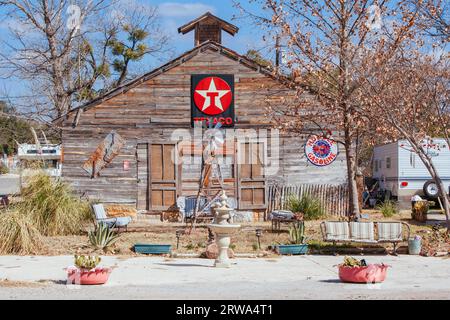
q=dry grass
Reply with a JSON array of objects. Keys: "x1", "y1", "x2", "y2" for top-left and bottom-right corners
[
  {"x1": 0, "y1": 202, "x2": 446, "y2": 256},
  {"x1": 18, "y1": 172, "x2": 92, "y2": 236},
  {"x1": 0, "y1": 279, "x2": 47, "y2": 288},
  {"x1": 0, "y1": 210, "x2": 44, "y2": 255}
]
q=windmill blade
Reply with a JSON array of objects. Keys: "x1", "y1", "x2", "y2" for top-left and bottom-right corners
[{"x1": 213, "y1": 135, "x2": 224, "y2": 145}]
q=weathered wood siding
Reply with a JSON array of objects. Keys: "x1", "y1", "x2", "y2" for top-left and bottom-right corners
[{"x1": 61, "y1": 47, "x2": 347, "y2": 207}]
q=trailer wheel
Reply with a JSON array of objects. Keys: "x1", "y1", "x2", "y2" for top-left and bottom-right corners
[{"x1": 423, "y1": 180, "x2": 439, "y2": 199}]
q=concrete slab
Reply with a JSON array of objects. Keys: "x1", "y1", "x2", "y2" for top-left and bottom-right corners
[
  {"x1": 0, "y1": 255, "x2": 449, "y2": 299},
  {"x1": 0, "y1": 174, "x2": 20, "y2": 195}
]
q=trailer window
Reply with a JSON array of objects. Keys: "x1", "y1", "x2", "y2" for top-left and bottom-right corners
[
  {"x1": 374, "y1": 160, "x2": 378, "y2": 172},
  {"x1": 386, "y1": 157, "x2": 391, "y2": 169}
]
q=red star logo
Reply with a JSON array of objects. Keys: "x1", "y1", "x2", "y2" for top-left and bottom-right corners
[{"x1": 194, "y1": 77, "x2": 232, "y2": 115}]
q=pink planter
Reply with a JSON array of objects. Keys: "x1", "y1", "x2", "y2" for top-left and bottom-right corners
[
  {"x1": 338, "y1": 264, "x2": 389, "y2": 283},
  {"x1": 67, "y1": 267, "x2": 112, "y2": 285}
]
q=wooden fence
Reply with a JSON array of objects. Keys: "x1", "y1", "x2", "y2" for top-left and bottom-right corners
[{"x1": 267, "y1": 184, "x2": 350, "y2": 217}]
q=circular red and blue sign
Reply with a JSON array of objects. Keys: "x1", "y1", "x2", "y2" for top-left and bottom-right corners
[{"x1": 305, "y1": 135, "x2": 338, "y2": 166}]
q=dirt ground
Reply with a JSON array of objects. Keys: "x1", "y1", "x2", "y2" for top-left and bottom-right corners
[{"x1": 31, "y1": 210, "x2": 449, "y2": 257}]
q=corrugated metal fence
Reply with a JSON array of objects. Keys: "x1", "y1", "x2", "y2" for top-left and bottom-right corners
[{"x1": 267, "y1": 184, "x2": 350, "y2": 217}]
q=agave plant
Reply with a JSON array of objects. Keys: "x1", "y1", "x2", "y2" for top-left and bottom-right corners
[
  {"x1": 88, "y1": 223, "x2": 120, "y2": 251},
  {"x1": 74, "y1": 255, "x2": 101, "y2": 270},
  {"x1": 288, "y1": 222, "x2": 306, "y2": 244}
]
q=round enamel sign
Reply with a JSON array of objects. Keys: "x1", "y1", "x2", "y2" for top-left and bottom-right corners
[
  {"x1": 305, "y1": 135, "x2": 338, "y2": 166},
  {"x1": 193, "y1": 76, "x2": 232, "y2": 116}
]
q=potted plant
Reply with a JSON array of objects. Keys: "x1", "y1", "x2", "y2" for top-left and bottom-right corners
[
  {"x1": 66, "y1": 255, "x2": 112, "y2": 285},
  {"x1": 411, "y1": 200, "x2": 429, "y2": 222},
  {"x1": 338, "y1": 256, "x2": 389, "y2": 283},
  {"x1": 276, "y1": 221, "x2": 309, "y2": 255}
]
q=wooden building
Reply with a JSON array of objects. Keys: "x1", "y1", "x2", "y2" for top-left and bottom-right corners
[{"x1": 59, "y1": 13, "x2": 347, "y2": 218}]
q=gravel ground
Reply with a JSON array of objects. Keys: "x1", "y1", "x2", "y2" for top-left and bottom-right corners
[{"x1": 0, "y1": 255, "x2": 449, "y2": 300}]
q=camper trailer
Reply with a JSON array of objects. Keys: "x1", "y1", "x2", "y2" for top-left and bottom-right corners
[
  {"x1": 17, "y1": 143, "x2": 63, "y2": 177},
  {"x1": 373, "y1": 139, "x2": 450, "y2": 207}
]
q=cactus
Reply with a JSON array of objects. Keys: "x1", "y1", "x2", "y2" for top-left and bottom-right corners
[
  {"x1": 288, "y1": 222, "x2": 306, "y2": 244},
  {"x1": 74, "y1": 255, "x2": 101, "y2": 270},
  {"x1": 342, "y1": 256, "x2": 367, "y2": 267},
  {"x1": 88, "y1": 223, "x2": 120, "y2": 251}
]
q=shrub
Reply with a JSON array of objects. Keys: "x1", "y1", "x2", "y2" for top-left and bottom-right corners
[
  {"x1": 0, "y1": 165, "x2": 9, "y2": 175},
  {"x1": 287, "y1": 194, "x2": 326, "y2": 220},
  {"x1": 377, "y1": 200, "x2": 398, "y2": 218},
  {"x1": 18, "y1": 172, "x2": 91, "y2": 236},
  {"x1": 0, "y1": 210, "x2": 43, "y2": 254}
]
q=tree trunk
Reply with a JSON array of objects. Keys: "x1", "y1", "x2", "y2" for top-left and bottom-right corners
[
  {"x1": 435, "y1": 178, "x2": 450, "y2": 232},
  {"x1": 344, "y1": 124, "x2": 360, "y2": 219},
  {"x1": 413, "y1": 144, "x2": 450, "y2": 232}
]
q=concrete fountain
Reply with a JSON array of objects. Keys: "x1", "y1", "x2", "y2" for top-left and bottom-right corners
[{"x1": 208, "y1": 192, "x2": 241, "y2": 268}]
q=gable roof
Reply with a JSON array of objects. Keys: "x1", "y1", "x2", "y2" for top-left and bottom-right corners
[
  {"x1": 178, "y1": 12, "x2": 239, "y2": 36},
  {"x1": 56, "y1": 41, "x2": 291, "y2": 123}
]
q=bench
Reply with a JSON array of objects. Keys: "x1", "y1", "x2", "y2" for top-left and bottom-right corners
[{"x1": 320, "y1": 221, "x2": 410, "y2": 255}]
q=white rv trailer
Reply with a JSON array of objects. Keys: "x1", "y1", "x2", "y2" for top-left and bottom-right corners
[
  {"x1": 373, "y1": 139, "x2": 450, "y2": 207},
  {"x1": 17, "y1": 143, "x2": 62, "y2": 177}
]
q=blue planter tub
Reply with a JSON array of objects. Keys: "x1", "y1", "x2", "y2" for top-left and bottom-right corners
[
  {"x1": 276, "y1": 244, "x2": 308, "y2": 255},
  {"x1": 134, "y1": 244, "x2": 172, "y2": 255}
]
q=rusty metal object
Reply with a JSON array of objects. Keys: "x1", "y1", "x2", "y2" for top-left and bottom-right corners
[{"x1": 82, "y1": 131, "x2": 125, "y2": 178}]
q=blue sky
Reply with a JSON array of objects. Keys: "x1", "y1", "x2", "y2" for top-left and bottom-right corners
[{"x1": 0, "y1": 0, "x2": 271, "y2": 102}]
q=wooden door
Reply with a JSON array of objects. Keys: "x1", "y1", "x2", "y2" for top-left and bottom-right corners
[
  {"x1": 237, "y1": 142, "x2": 266, "y2": 209},
  {"x1": 137, "y1": 143, "x2": 179, "y2": 211},
  {"x1": 149, "y1": 143, "x2": 179, "y2": 211}
]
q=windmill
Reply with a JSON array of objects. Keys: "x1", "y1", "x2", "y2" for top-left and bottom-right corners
[{"x1": 189, "y1": 121, "x2": 226, "y2": 231}]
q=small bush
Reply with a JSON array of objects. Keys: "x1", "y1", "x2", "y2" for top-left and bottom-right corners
[
  {"x1": 18, "y1": 172, "x2": 91, "y2": 236},
  {"x1": 377, "y1": 201, "x2": 398, "y2": 218},
  {"x1": 287, "y1": 194, "x2": 326, "y2": 220},
  {"x1": 0, "y1": 165, "x2": 9, "y2": 175},
  {"x1": 0, "y1": 210, "x2": 43, "y2": 254}
]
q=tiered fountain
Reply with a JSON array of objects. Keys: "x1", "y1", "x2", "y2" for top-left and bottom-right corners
[{"x1": 208, "y1": 192, "x2": 241, "y2": 268}]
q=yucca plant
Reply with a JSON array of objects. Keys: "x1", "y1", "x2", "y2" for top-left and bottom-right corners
[
  {"x1": 288, "y1": 222, "x2": 306, "y2": 244},
  {"x1": 74, "y1": 255, "x2": 101, "y2": 270},
  {"x1": 88, "y1": 223, "x2": 120, "y2": 251},
  {"x1": 287, "y1": 194, "x2": 326, "y2": 220}
]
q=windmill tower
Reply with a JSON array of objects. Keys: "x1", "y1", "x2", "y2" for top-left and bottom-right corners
[{"x1": 190, "y1": 122, "x2": 226, "y2": 230}]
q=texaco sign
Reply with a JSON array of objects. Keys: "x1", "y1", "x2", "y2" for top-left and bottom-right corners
[
  {"x1": 191, "y1": 74, "x2": 235, "y2": 127},
  {"x1": 305, "y1": 135, "x2": 338, "y2": 166}
]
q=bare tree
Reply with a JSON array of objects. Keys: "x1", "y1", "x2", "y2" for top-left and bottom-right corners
[
  {"x1": 0, "y1": 0, "x2": 169, "y2": 120},
  {"x1": 361, "y1": 50, "x2": 450, "y2": 231},
  {"x1": 411, "y1": 0, "x2": 450, "y2": 41},
  {"x1": 235, "y1": 0, "x2": 419, "y2": 218}
]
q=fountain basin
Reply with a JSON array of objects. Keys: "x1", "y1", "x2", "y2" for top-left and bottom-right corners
[{"x1": 208, "y1": 224, "x2": 241, "y2": 234}]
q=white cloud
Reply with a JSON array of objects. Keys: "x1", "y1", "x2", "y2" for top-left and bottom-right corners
[{"x1": 158, "y1": 2, "x2": 215, "y2": 18}]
